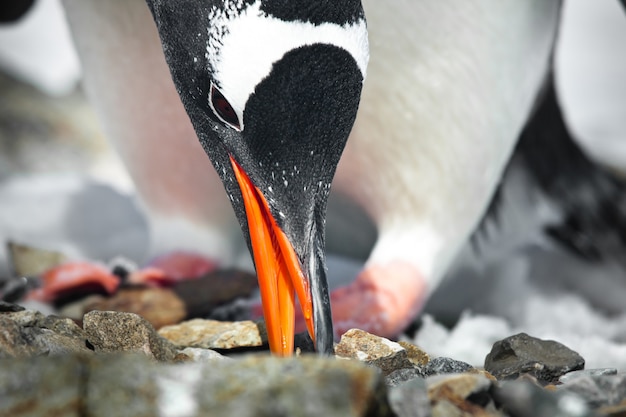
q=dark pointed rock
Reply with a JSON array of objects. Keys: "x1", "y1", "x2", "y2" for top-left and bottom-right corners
[{"x1": 484, "y1": 333, "x2": 585, "y2": 383}]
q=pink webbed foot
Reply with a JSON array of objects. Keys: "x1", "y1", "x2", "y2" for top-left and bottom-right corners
[
  {"x1": 329, "y1": 261, "x2": 427, "y2": 339},
  {"x1": 280, "y1": 261, "x2": 428, "y2": 340},
  {"x1": 129, "y1": 251, "x2": 219, "y2": 286}
]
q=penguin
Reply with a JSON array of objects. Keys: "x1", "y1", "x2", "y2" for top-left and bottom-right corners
[{"x1": 58, "y1": 0, "x2": 626, "y2": 355}]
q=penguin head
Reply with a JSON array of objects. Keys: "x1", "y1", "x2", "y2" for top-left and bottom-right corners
[{"x1": 146, "y1": 0, "x2": 369, "y2": 355}]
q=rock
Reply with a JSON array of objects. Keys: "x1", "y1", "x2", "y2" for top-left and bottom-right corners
[
  {"x1": 185, "y1": 355, "x2": 394, "y2": 417},
  {"x1": 387, "y1": 377, "x2": 431, "y2": 417},
  {"x1": 177, "y1": 347, "x2": 230, "y2": 362},
  {"x1": 0, "y1": 354, "x2": 83, "y2": 417},
  {"x1": 335, "y1": 329, "x2": 415, "y2": 376},
  {"x1": 0, "y1": 353, "x2": 394, "y2": 417},
  {"x1": 83, "y1": 286, "x2": 186, "y2": 329},
  {"x1": 598, "y1": 403, "x2": 626, "y2": 417},
  {"x1": 427, "y1": 373, "x2": 498, "y2": 416},
  {"x1": 158, "y1": 318, "x2": 267, "y2": 349},
  {"x1": 172, "y1": 268, "x2": 258, "y2": 318},
  {"x1": 492, "y1": 380, "x2": 591, "y2": 417},
  {"x1": 83, "y1": 311, "x2": 177, "y2": 361},
  {"x1": 558, "y1": 368, "x2": 618, "y2": 384},
  {"x1": 424, "y1": 357, "x2": 474, "y2": 376},
  {"x1": 87, "y1": 354, "x2": 160, "y2": 417},
  {"x1": 558, "y1": 374, "x2": 626, "y2": 409},
  {"x1": 0, "y1": 310, "x2": 89, "y2": 357},
  {"x1": 484, "y1": 333, "x2": 585, "y2": 382},
  {"x1": 386, "y1": 368, "x2": 426, "y2": 387},
  {"x1": 0, "y1": 315, "x2": 38, "y2": 358},
  {"x1": 0, "y1": 301, "x2": 24, "y2": 312},
  {"x1": 399, "y1": 341, "x2": 430, "y2": 366},
  {"x1": 7, "y1": 241, "x2": 68, "y2": 277}
]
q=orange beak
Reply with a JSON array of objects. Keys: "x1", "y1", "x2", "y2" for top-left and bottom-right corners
[{"x1": 230, "y1": 156, "x2": 316, "y2": 356}]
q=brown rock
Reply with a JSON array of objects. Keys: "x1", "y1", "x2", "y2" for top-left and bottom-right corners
[
  {"x1": 7, "y1": 241, "x2": 68, "y2": 277},
  {"x1": 83, "y1": 311, "x2": 176, "y2": 361},
  {"x1": 427, "y1": 373, "x2": 499, "y2": 417},
  {"x1": 158, "y1": 318, "x2": 268, "y2": 349},
  {"x1": 399, "y1": 341, "x2": 430, "y2": 366},
  {"x1": 335, "y1": 329, "x2": 415, "y2": 376},
  {"x1": 84, "y1": 286, "x2": 186, "y2": 329}
]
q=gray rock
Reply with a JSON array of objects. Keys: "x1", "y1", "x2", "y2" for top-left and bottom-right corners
[
  {"x1": 386, "y1": 367, "x2": 426, "y2": 387},
  {"x1": 177, "y1": 347, "x2": 230, "y2": 362},
  {"x1": 0, "y1": 314, "x2": 38, "y2": 358},
  {"x1": 0, "y1": 353, "x2": 394, "y2": 417},
  {"x1": 0, "y1": 301, "x2": 25, "y2": 312},
  {"x1": 0, "y1": 310, "x2": 89, "y2": 357},
  {"x1": 493, "y1": 380, "x2": 591, "y2": 417},
  {"x1": 484, "y1": 333, "x2": 585, "y2": 382},
  {"x1": 387, "y1": 377, "x2": 431, "y2": 417},
  {"x1": 558, "y1": 373, "x2": 626, "y2": 408},
  {"x1": 335, "y1": 328, "x2": 415, "y2": 376},
  {"x1": 87, "y1": 354, "x2": 160, "y2": 417},
  {"x1": 0, "y1": 354, "x2": 83, "y2": 417},
  {"x1": 6, "y1": 309, "x2": 84, "y2": 338},
  {"x1": 423, "y1": 357, "x2": 474, "y2": 376},
  {"x1": 83, "y1": 310, "x2": 177, "y2": 361},
  {"x1": 558, "y1": 368, "x2": 617, "y2": 384}
]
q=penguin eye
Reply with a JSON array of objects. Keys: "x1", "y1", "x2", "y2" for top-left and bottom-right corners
[{"x1": 209, "y1": 82, "x2": 241, "y2": 131}]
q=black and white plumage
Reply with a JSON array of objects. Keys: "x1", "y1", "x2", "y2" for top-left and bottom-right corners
[
  {"x1": 143, "y1": 0, "x2": 368, "y2": 354},
  {"x1": 60, "y1": 0, "x2": 626, "y2": 354}
]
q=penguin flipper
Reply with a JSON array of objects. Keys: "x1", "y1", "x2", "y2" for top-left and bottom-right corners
[{"x1": 517, "y1": 72, "x2": 626, "y2": 262}]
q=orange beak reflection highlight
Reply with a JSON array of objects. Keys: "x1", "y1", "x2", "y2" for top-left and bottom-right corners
[{"x1": 230, "y1": 156, "x2": 315, "y2": 356}]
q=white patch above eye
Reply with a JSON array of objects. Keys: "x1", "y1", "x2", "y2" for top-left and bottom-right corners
[{"x1": 206, "y1": 1, "x2": 369, "y2": 128}]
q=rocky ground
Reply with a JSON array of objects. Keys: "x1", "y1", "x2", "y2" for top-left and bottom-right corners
[{"x1": 2, "y1": 302, "x2": 626, "y2": 417}]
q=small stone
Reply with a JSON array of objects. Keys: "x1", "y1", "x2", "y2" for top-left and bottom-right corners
[
  {"x1": 335, "y1": 329, "x2": 415, "y2": 376},
  {"x1": 0, "y1": 315, "x2": 38, "y2": 358},
  {"x1": 559, "y1": 368, "x2": 618, "y2": 384},
  {"x1": 7, "y1": 241, "x2": 68, "y2": 277},
  {"x1": 172, "y1": 268, "x2": 258, "y2": 318},
  {"x1": 87, "y1": 354, "x2": 159, "y2": 417},
  {"x1": 558, "y1": 374, "x2": 626, "y2": 409},
  {"x1": 484, "y1": 333, "x2": 585, "y2": 382},
  {"x1": 83, "y1": 311, "x2": 176, "y2": 361},
  {"x1": 386, "y1": 368, "x2": 426, "y2": 387},
  {"x1": 0, "y1": 353, "x2": 394, "y2": 416},
  {"x1": 427, "y1": 373, "x2": 497, "y2": 417},
  {"x1": 598, "y1": 403, "x2": 626, "y2": 417},
  {"x1": 387, "y1": 377, "x2": 430, "y2": 417},
  {"x1": 0, "y1": 310, "x2": 89, "y2": 358},
  {"x1": 424, "y1": 357, "x2": 474, "y2": 376},
  {"x1": 0, "y1": 354, "x2": 83, "y2": 417},
  {"x1": 158, "y1": 318, "x2": 267, "y2": 349},
  {"x1": 0, "y1": 300, "x2": 25, "y2": 312},
  {"x1": 399, "y1": 341, "x2": 430, "y2": 366},
  {"x1": 84, "y1": 286, "x2": 186, "y2": 329},
  {"x1": 493, "y1": 380, "x2": 591, "y2": 417},
  {"x1": 186, "y1": 355, "x2": 394, "y2": 417},
  {"x1": 178, "y1": 347, "x2": 230, "y2": 362}
]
